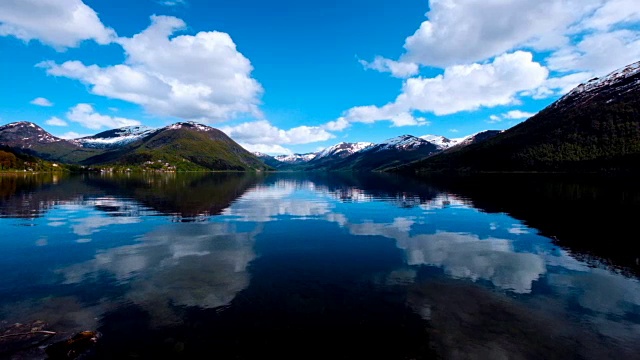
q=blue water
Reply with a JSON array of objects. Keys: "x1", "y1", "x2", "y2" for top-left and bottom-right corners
[{"x1": 0, "y1": 172, "x2": 639, "y2": 359}]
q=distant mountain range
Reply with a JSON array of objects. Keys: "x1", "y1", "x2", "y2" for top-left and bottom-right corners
[
  {"x1": 2, "y1": 60, "x2": 640, "y2": 173},
  {"x1": 254, "y1": 132, "x2": 500, "y2": 171},
  {"x1": 0, "y1": 121, "x2": 267, "y2": 171},
  {"x1": 394, "y1": 60, "x2": 640, "y2": 174}
]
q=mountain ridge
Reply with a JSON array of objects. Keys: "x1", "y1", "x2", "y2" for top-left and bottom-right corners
[
  {"x1": 0, "y1": 121, "x2": 268, "y2": 171},
  {"x1": 393, "y1": 60, "x2": 640, "y2": 174}
]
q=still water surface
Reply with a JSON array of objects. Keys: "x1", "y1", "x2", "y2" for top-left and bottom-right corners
[{"x1": 0, "y1": 172, "x2": 639, "y2": 359}]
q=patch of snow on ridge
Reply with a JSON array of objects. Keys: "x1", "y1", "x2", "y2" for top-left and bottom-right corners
[
  {"x1": 420, "y1": 134, "x2": 455, "y2": 149},
  {"x1": 315, "y1": 142, "x2": 374, "y2": 159},
  {"x1": 165, "y1": 121, "x2": 212, "y2": 132},
  {"x1": 275, "y1": 153, "x2": 317, "y2": 163},
  {"x1": 562, "y1": 61, "x2": 640, "y2": 100},
  {"x1": 76, "y1": 126, "x2": 156, "y2": 147},
  {"x1": 378, "y1": 135, "x2": 428, "y2": 150}
]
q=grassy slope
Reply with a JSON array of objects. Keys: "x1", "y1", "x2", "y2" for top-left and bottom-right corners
[{"x1": 84, "y1": 127, "x2": 269, "y2": 171}]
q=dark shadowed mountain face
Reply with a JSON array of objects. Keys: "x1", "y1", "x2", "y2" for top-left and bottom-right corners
[{"x1": 396, "y1": 61, "x2": 640, "y2": 174}]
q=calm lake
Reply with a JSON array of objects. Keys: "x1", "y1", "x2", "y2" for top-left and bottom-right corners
[{"x1": 1, "y1": 172, "x2": 639, "y2": 359}]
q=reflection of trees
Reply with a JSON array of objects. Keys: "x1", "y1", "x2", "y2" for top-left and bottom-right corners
[
  {"x1": 0, "y1": 173, "x2": 263, "y2": 220},
  {"x1": 422, "y1": 174, "x2": 640, "y2": 276},
  {"x1": 84, "y1": 172, "x2": 263, "y2": 220},
  {"x1": 0, "y1": 174, "x2": 99, "y2": 219}
]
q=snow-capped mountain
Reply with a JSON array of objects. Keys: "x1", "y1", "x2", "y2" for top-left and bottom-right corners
[
  {"x1": 419, "y1": 131, "x2": 502, "y2": 150},
  {"x1": 74, "y1": 122, "x2": 226, "y2": 149},
  {"x1": 451, "y1": 130, "x2": 502, "y2": 148},
  {"x1": 275, "y1": 153, "x2": 317, "y2": 163},
  {"x1": 372, "y1": 135, "x2": 433, "y2": 151},
  {"x1": 398, "y1": 60, "x2": 640, "y2": 173},
  {"x1": 322, "y1": 135, "x2": 440, "y2": 171},
  {"x1": 419, "y1": 135, "x2": 457, "y2": 149},
  {"x1": 314, "y1": 142, "x2": 374, "y2": 160},
  {"x1": 163, "y1": 121, "x2": 215, "y2": 132},
  {"x1": 554, "y1": 60, "x2": 640, "y2": 110},
  {"x1": 75, "y1": 125, "x2": 157, "y2": 149},
  {"x1": 0, "y1": 121, "x2": 64, "y2": 148}
]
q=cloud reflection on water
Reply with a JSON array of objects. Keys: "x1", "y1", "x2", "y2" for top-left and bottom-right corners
[
  {"x1": 345, "y1": 216, "x2": 546, "y2": 294},
  {"x1": 57, "y1": 222, "x2": 260, "y2": 326},
  {"x1": 222, "y1": 182, "x2": 333, "y2": 222}
]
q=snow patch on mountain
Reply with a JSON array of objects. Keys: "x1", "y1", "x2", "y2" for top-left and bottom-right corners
[
  {"x1": 165, "y1": 121, "x2": 213, "y2": 132},
  {"x1": 275, "y1": 153, "x2": 317, "y2": 163},
  {"x1": 566, "y1": 61, "x2": 640, "y2": 99},
  {"x1": 375, "y1": 135, "x2": 430, "y2": 151},
  {"x1": 0, "y1": 121, "x2": 61, "y2": 145},
  {"x1": 555, "y1": 61, "x2": 640, "y2": 110},
  {"x1": 315, "y1": 142, "x2": 374, "y2": 159},
  {"x1": 75, "y1": 126, "x2": 156, "y2": 148},
  {"x1": 419, "y1": 134, "x2": 457, "y2": 149}
]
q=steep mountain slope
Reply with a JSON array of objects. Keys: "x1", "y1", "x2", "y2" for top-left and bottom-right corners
[
  {"x1": 0, "y1": 122, "x2": 102, "y2": 163},
  {"x1": 447, "y1": 130, "x2": 502, "y2": 149},
  {"x1": 327, "y1": 135, "x2": 440, "y2": 171},
  {"x1": 395, "y1": 61, "x2": 640, "y2": 173},
  {"x1": 84, "y1": 122, "x2": 268, "y2": 171}
]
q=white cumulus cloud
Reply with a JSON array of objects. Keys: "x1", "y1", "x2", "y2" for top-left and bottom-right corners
[
  {"x1": 546, "y1": 30, "x2": 640, "y2": 76},
  {"x1": 578, "y1": 0, "x2": 640, "y2": 31},
  {"x1": 66, "y1": 103, "x2": 141, "y2": 130},
  {"x1": 158, "y1": 0, "x2": 187, "y2": 6},
  {"x1": 339, "y1": 103, "x2": 429, "y2": 127},
  {"x1": 322, "y1": 117, "x2": 350, "y2": 131},
  {"x1": 359, "y1": 56, "x2": 419, "y2": 78},
  {"x1": 39, "y1": 15, "x2": 263, "y2": 123},
  {"x1": 401, "y1": 0, "x2": 598, "y2": 67},
  {"x1": 45, "y1": 116, "x2": 68, "y2": 127},
  {"x1": 57, "y1": 131, "x2": 89, "y2": 139},
  {"x1": 0, "y1": 0, "x2": 116, "y2": 49},
  {"x1": 489, "y1": 110, "x2": 537, "y2": 123},
  {"x1": 30, "y1": 97, "x2": 53, "y2": 107},
  {"x1": 340, "y1": 51, "x2": 547, "y2": 126},
  {"x1": 221, "y1": 120, "x2": 334, "y2": 146},
  {"x1": 241, "y1": 143, "x2": 292, "y2": 155},
  {"x1": 364, "y1": 0, "x2": 640, "y2": 87}
]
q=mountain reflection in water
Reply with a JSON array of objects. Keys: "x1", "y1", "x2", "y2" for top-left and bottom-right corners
[{"x1": 0, "y1": 172, "x2": 638, "y2": 359}]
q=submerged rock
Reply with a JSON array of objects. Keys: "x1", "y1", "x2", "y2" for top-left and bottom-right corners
[{"x1": 44, "y1": 331, "x2": 100, "y2": 359}]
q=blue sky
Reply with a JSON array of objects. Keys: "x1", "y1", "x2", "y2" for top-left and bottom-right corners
[{"x1": 1, "y1": 0, "x2": 639, "y2": 155}]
